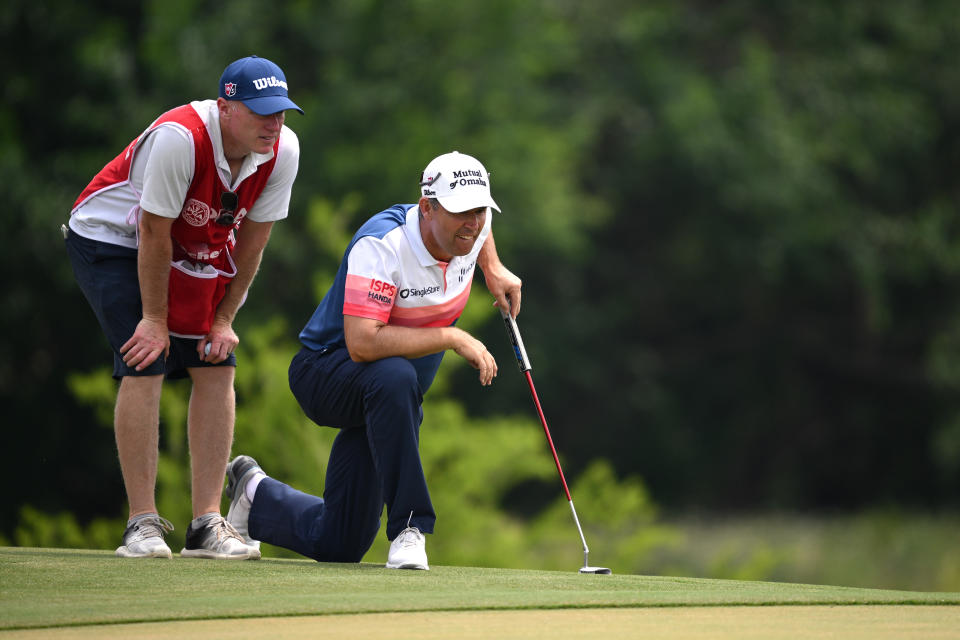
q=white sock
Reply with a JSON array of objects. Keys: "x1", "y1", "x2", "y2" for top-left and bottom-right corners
[{"x1": 246, "y1": 472, "x2": 267, "y2": 503}]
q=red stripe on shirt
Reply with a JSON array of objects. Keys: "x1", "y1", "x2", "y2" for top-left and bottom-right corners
[{"x1": 388, "y1": 283, "x2": 473, "y2": 327}]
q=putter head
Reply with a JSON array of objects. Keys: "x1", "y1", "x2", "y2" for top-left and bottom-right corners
[{"x1": 580, "y1": 566, "x2": 612, "y2": 575}]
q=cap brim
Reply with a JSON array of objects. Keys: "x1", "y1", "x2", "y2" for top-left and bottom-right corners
[
  {"x1": 241, "y1": 95, "x2": 304, "y2": 115},
  {"x1": 436, "y1": 194, "x2": 501, "y2": 214}
]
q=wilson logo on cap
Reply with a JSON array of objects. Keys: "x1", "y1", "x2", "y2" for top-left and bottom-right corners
[{"x1": 252, "y1": 76, "x2": 289, "y2": 91}]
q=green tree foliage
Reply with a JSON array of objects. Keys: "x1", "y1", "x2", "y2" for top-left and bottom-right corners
[
  {"x1": 455, "y1": 1, "x2": 960, "y2": 510},
  {"x1": 4, "y1": 0, "x2": 960, "y2": 556}
]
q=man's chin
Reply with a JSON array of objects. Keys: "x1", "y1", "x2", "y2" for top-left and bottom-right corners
[
  {"x1": 253, "y1": 138, "x2": 276, "y2": 153},
  {"x1": 453, "y1": 236, "x2": 477, "y2": 254}
]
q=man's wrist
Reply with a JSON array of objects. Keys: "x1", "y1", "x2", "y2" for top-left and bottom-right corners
[
  {"x1": 213, "y1": 311, "x2": 235, "y2": 327},
  {"x1": 141, "y1": 313, "x2": 167, "y2": 324}
]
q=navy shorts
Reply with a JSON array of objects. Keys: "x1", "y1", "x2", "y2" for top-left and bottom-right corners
[{"x1": 64, "y1": 227, "x2": 236, "y2": 380}]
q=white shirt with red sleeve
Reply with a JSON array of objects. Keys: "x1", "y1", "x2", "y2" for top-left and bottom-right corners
[{"x1": 298, "y1": 203, "x2": 492, "y2": 392}]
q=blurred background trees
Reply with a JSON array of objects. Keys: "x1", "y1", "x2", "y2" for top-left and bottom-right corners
[{"x1": 2, "y1": 0, "x2": 959, "y2": 589}]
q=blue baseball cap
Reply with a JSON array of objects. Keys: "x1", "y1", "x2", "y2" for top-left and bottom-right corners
[{"x1": 219, "y1": 56, "x2": 304, "y2": 115}]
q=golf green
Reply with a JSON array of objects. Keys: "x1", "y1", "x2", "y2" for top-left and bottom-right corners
[{"x1": 2, "y1": 547, "x2": 957, "y2": 638}]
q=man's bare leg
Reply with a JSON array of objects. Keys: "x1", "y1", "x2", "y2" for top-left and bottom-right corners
[
  {"x1": 186, "y1": 366, "x2": 235, "y2": 517},
  {"x1": 114, "y1": 374, "x2": 164, "y2": 518}
]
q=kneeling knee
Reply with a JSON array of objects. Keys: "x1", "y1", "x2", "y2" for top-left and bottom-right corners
[{"x1": 313, "y1": 541, "x2": 373, "y2": 564}]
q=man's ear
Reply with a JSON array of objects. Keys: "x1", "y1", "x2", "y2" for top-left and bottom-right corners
[
  {"x1": 217, "y1": 97, "x2": 233, "y2": 119},
  {"x1": 418, "y1": 197, "x2": 433, "y2": 219}
]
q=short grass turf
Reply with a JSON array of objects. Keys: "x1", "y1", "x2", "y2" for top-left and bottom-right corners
[
  {"x1": 1, "y1": 547, "x2": 958, "y2": 631},
  {"x1": 6, "y1": 608, "x2": 960, "y2": 640}
]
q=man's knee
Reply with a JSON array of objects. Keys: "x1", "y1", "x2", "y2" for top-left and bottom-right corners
[
  {"x1": 313, "y1": 526, "x2": 379, "y2": 563},
  {"x1": 188, "y1": 366, "x2": 235, "y2": 392},
  {"x1": 118, "y1": 374, "x2": 164, "y2": 399},
  {"x1": 314, "y1": 546, "x2": 367, "y2": 563},
  {"x1": 365, "y1": 357, "x2": 419, "y2": 396}
]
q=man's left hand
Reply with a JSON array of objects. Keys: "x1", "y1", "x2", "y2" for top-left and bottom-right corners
[
  {"x1": 484, "y1": 263, "x2": 522, "y2": 318},
  {"x1": 199, "y1": 318, "x2": 239, "y2": 363}
]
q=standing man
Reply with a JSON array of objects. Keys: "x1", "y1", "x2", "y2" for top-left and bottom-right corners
[
  {"x1": 225, "y1": 151, "x2": 521, "y2": 569},
  {"x1": 65, "y1": 56, "x2": 302, "y2": 560}
]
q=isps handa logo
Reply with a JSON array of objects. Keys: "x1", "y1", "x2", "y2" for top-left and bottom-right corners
[
  {"x1": 224, "y1": 82, "x2": 237, "y2": 97},
  {"x1": 367, "y1": 279, "x2": 396, "y2": 305}
]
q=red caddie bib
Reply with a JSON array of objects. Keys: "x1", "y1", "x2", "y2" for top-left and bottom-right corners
[{"x1": 73, "y1": 104, "x2": 279, "y2": 337}]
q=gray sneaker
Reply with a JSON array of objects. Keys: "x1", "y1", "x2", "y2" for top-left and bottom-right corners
[
  {"x1": 180, "y1": 515, "x2": 260, "y2": 560},
  {"x1": 225, "y1": 455, "x2": 262, "y2": 548},
  {"x1": 115, "y1": 514, "x2": 174, "y2": 559}
]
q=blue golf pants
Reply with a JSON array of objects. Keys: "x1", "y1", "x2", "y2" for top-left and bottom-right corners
[{"x1": 247, "y1": 346, "x2": 436, "y2": 562}]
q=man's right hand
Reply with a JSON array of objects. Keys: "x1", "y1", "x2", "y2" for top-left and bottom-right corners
[
  {"x1": 453, "y1": 331, "x2": 498, "y2": 386},
  {"x1": 121, "y1": 317, "x2": 170, "y2": 371}
]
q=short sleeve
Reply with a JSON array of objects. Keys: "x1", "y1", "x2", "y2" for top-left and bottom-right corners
[
  {"x1": 135, "y1": 125, "x2": 195, "y2": 218},
  {"x1": 342, "y1": 236, "x2": 401, "y2": 322}
]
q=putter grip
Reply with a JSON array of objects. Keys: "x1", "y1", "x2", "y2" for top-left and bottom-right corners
[{"x1": 500, "y1": 308, "x2": 532, "y2": 372}]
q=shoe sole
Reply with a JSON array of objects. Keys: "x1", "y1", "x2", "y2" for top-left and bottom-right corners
[
  {"x1": 385, "y1": 562, "x2": 429, "y2": 570},
  {"x1": 180, "y1": 548, "x2": 261, "y2": 560},
  {"x1": 116, "y1": 546, "x2": 172, "y2": 559}
]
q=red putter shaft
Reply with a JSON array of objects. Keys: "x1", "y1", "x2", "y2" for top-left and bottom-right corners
[
  {"x1": 500, "y1": 305, "x2": 611, "y2": 574},
  {"x1": 523, "y1": 370, "x2": 572, "y2": 502}
]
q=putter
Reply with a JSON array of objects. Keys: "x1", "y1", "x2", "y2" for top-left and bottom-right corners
[{"x1": 500, "y1": 305, "x2": 612, "y2": 575}]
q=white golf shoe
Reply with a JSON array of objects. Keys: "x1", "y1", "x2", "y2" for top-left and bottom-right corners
[
  {"x1": 115, "y1": 514, "x2": 174, "y2": 558},
  {"x1": 386, "y1": 527, "x2": 429, "y2": 570}
]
